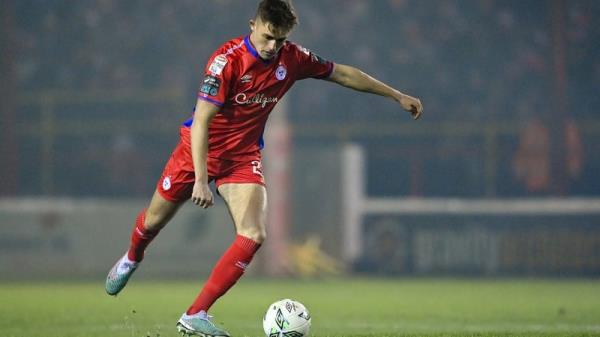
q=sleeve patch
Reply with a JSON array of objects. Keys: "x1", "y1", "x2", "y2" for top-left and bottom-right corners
[
  {"x1": 296, "y1": 43, "x2": 327, "y2": 64},
  {"x1": 209, "y1": 54, "x2": 228, "y2": 75},
  {"x1": 296, "y1": 44, "x2": 310, "y2": 56},
  {"x1": 311, "y1": 53, "x2": 328, "y2": 64},
  {"x1": 199, "y1": 75, "x2": 221, "y2": 97}
]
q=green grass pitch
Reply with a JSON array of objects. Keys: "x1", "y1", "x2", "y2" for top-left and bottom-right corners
[{"x1": 1, "y1": 278, "x2": 599, "y2": 337}]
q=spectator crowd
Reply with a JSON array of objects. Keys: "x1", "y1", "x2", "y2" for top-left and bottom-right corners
[{"x1": 8, "y1": 0, "x2": 600, "y2": 196}]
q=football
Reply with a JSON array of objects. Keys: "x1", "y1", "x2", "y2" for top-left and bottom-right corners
[{"x1": 263, "y1": 299, "x2": 312, "y2": 337}]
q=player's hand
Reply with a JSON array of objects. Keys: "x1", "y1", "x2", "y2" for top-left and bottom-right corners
[
  {"x1": 397, "y1": 94, "x2": 423, "y2": 120},
  {"x1": 191, "y1": 181, "x2": 214, "y2": 209}
]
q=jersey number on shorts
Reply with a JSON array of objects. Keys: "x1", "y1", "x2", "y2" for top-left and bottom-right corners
[{"x1": 251, "y1": 160, "x2": 263, "y2": 177}]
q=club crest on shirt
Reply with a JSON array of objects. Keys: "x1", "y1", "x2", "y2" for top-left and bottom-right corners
[
  {"x1": 209, "y1": 54, "x2": 228, "y2": 75},
  {"x1": 275, "y1": 65, "x2": 287, "y2": 81}
]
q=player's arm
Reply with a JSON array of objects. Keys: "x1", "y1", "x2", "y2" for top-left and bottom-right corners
[
  {"x1": 190, "y1": 99, "x2": 220, "y2": 208},
  {"x1": 326, "y1": 64, "x2": 423, "y2": 120}
]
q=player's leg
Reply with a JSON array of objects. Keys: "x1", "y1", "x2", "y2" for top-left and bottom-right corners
[
  {"x1": 177, "y1": 183, "x2": 266, "y2": 337},
  {"x1": 106, "y1": 190, "x2": 185, "y2": 296},
  {"x1": 106, "y1": 131, "x2": 195, "y2": 296},
  {"x1": 189, "y1": 183, "x2": 266, "y2": 311},
  {"x1": 126, "y1": 189, "x2": 185, "y2": 261}
]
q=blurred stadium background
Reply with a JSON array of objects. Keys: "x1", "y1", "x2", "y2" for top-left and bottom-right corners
[{"x1": 1, "y1": 0, "x2": 600, "y2": 281}]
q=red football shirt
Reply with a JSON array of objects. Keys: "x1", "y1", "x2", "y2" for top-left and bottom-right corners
[{"x1": 183, "y1": 35, "x2": 334, "y2": 160}]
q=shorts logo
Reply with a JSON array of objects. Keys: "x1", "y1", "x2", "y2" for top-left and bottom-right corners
[
  {"x1": 275, "y1": 65, "x2": 287, "y2": 81},
  {"x1": 162, "y1": 177, "x2": 171, "y2": 191}
]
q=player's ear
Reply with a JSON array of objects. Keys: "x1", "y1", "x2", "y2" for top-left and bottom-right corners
[{"x1": 249, "y1": 19, "x2": 256, "y2": 32}]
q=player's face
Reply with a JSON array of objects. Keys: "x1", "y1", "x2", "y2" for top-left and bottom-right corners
[{"x1": 249, "y1": 18, "x2": 291, "y2": 60}]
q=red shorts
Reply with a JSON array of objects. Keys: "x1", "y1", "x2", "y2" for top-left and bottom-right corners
[{"x1": 156, "y1": 127, "x2": 265, "y2": 203}]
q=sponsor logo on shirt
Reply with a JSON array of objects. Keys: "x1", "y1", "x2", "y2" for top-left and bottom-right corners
[{"x1": 234, "y1": 93, "x2": 279, "y2": 108}]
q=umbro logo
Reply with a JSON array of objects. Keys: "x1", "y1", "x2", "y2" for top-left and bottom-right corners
[{"x1": 241, "y1": 74, "x2": 252, "y2": 83}]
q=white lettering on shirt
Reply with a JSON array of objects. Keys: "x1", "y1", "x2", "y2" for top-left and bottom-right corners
[{"x1": 234, "y1": 93, "x2": 279, "y2": 108}]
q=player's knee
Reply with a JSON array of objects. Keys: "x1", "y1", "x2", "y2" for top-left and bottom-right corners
[{"x1": 253, "y1": 230, "x2": 267, "y2": 244}]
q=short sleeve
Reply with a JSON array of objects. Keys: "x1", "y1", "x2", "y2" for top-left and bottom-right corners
[
  {"x1": 197, "y1": 53, "x2": 234, "y2": 107},
  {"x1": 293, "y1": 44, "x2": 334, "y2": 80}
]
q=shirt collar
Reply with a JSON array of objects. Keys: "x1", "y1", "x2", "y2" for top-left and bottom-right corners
[{"x1": 244, "y1": 35, "x2": 275, "y2": 65}]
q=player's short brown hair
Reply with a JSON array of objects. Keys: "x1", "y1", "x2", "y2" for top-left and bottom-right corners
[{"x1": 256, "y1": 0, "x2": 298, "y2": 33}]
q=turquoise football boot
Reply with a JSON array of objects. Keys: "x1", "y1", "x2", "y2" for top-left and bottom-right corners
[
  {"x1": 105, "y1": 253, "x2": 139, "y2": 296},
  {"x1": 176, "y1": 311, "x2": 230, "y2": 337}
]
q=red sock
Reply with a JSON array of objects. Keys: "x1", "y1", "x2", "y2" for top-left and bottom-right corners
[
  {"x1": 187, "y1": 235, "x2": 261, "y2": 314},
  {"x1": 127, "y1": 209, "x2": 159, "y2": 262}
]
